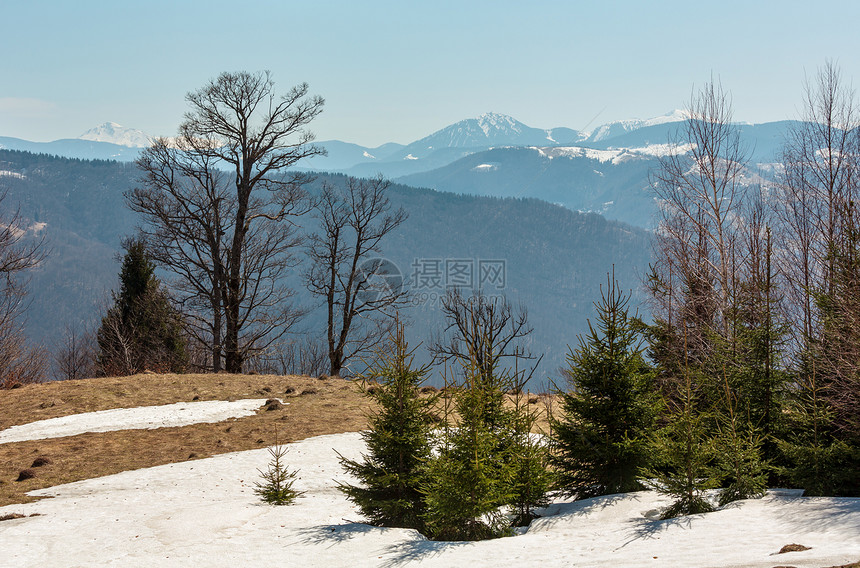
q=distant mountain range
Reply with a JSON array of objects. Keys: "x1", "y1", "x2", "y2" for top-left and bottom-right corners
[
  {"x1": 0, "y1": 112, "x2": 791, "y2": 230},
  {"x1": 0, "y1": 110, "x2": 689, "y2": 168}
]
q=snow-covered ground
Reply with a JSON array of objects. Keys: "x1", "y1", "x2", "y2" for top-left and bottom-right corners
[
  {"x1": 1, "y1": 429, "x2": 858, "y2": 568},
  {"x1": 0, "y1": 399, "x2": 275, "y2": 444}
]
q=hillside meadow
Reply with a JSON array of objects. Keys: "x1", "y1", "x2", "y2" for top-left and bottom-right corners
[{"x1": 0, "y1": 373, "x2": 555, "y2": 507}]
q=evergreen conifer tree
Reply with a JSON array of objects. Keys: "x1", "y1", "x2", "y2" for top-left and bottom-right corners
[
  {"x1": 96, "y1": 239, "x2": 186, "y2": 375},
  {"x1": 338, "y1": 322, "x2": 435, "y2": 531},
  {"x1": 506, "y1": 389, "x2": 552, "y2": 526},
  {"x1": 649, "y1": 344, "x2": 718, "y2": 519},
  {"x1": 255, "y1": 435, "x2": 302, "y2": 506},
  {"x1": 777, "y1": 358, "x2": 860, "y2": 496},
  {"x1": 422, "y1": 358, "x2": 515, "y2": 541},
  {"x1": 713, "y1": 382, "x2": 768, "y2": 506},
  {"x1": 550, "y1": 275, "x2": 657, "y2": 499}
]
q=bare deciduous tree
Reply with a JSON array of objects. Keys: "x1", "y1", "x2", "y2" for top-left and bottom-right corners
[
  {"x1": 777, "y1": 61, "x2": 860, "y2": 348},
  {"x1": 244, "y1": 336, "x2": 328, "y2": 377},
  {"x1": 650, "y1": 79, "x2": 750, "y2": 343},
  {"x1": 0, "y1": 192, "x2": 47, "y2": 388},
  {"x1": 430, "y1": 288, "x2": 538, "y2": 390},
  {"x1": 777, "y1": 61, "x2": 860, "y2": 439},
  {"x1": 130, "y1": 71, "x2": 323, "y2": 373},
  {"x1": 305, "y1": 175, "x2": 408, "y2": 377},
  {"x1": 53, "y1": 323, "x2": 96, "y2": 381}
]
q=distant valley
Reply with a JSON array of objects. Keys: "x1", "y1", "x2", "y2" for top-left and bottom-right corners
[{"x1": 0, "y1": 151, "x2": 650, "y2": 387}]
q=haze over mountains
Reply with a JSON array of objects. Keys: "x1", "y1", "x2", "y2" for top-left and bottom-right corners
[
  {"x1": 0, "y1": 109, "x2": 787, "y2": 384},
  {"x1": 0, "y1": 110, "x2": 789, "y2": 229},
  {"x1": 0, "y1": 150, "x2": 649, "y2": 386}
]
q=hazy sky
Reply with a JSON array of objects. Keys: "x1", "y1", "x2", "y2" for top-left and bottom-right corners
[{"x1": 3, "y1": 0, "x2": 860, "y2": 147}]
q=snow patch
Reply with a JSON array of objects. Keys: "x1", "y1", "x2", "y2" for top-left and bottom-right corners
[
  {"x1": 404, "y1": 154, "x2": 419, "y2": 160},
  {"x1": 1, "y1": 431, "x2": 858, "y2": 567},
  {"x1": 0, "y1": 399, "x2": 276, "y2": 444},
  {"x1": 362, "y1": 151, "x2": 376, "y2": 159},
  {"x1": 472, "y1": 163, "x2": 499, "y2": 172}
]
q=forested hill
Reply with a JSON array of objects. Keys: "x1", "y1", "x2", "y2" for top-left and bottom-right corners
[{"x1": 0, "y1": 151, "x2": 652, "y2": 387}]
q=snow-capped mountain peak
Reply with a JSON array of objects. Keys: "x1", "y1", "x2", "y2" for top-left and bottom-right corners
[
  {"x1": 409, "y1": 112, "x2": 552, "y2": 151},
  {"x1": 475, "y1": 112, "x2": 523, "y2": 136},
  {"x1": 642, "y1": 109, "x2": 690, "y2": 127},
  {"x1": 78, "y1": 122, "x2": 153, "y2": 148}
]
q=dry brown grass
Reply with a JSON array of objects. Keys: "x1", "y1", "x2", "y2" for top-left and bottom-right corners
[
  {"x1": 0, "y1": 373, "x2": 558, "y2": 508},
  {"x1": 0, "y1": 373, "x2": 371, "y2": 507}
]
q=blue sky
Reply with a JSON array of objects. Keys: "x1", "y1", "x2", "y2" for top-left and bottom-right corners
[{"x1": 2, "y1": 0, "x2": 860, "y2": 146}]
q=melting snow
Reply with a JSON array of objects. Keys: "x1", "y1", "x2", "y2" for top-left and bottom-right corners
[
  {"x1": 0, "y1": 399, "x2": 275, "y2": 444},
  {"x1": 0, "y1": 430, "x2": 858, "y2": 567}
]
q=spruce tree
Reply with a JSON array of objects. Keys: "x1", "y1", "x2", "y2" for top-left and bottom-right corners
[
  {"x1": 713, "y1": 385, "x2": 768, "y2": 506},
  {"x1": 650, "y1": 350, "x2": 718, "y2": 519},
  {"x1": 422, "y1": 292, "x2": 550, "y2": 540},
  {"x1": 338, "y1": 322, "x2": 435, "y2": 531},
  {"x1": 96, "y1": 239, "x2": 186, "y2": 375},
  {"x1": 778, "y1": 358, "x2": 860, "y2": 496},
  {"x1": 506, "y1": 389, "x2": 552, "y2": 526},
  {"x1": 255, "y1": 437, "x2": 302, "y2": 506},
  {"x1": 422, "y1": 358, "x2": 514, "y2": 541},
  {"x1": 550, "y1": 275, "x2": 657, "y2": 499}
]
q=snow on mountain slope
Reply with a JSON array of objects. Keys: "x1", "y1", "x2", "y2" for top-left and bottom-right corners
[
  {"x1": 78, "y1": 122, "x2": 152, "y2": 148},
  {"x1": 403, "y1": 112, "x2": 581, "y2": 154},
  {"x1": 535, "y1": 142, "x2": 693, "y2": 165},
  {"x1": 582, "y1": 109, "x2": 689, "y2": 143}
]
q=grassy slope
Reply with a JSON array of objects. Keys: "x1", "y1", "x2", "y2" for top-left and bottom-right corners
[
  {"x1": 0, "y1": 373, "x2": 371, "y2": 506},
  {"x1": 0, "y1": 373, "x2": 556, "y2": 507}
]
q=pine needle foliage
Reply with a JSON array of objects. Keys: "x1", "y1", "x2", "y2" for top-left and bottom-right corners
[
  {"x1": 96, "y1": 239, "x2": 186, "y2": 375},
  {"x1": 422, "y1": 293, "x2": 551, "y2": 540},
  {"x1": 714, "y1": 404, "x2": 768, "y2": 506},
  {"x1": 338, "y1": 322, "x2": 435, "y2": 531},
  {"x1": 506, "y1": 391, "x2": 552, "y2": 526},
  {"x1": 255, "y1": 438, "x2": 302, "y2": 506},
  {"x1": 550, "y1": 274, "x2": 658, "y2": 499},
  {"x1": 650, "y1": 357, "x2": 718, "y2": 519},
  {"x1": 777, "y1": 360, "x2": 860, "y2": 497},
  {"x1": 422, "y1": 358, "x2": 515, "y2": 541}
]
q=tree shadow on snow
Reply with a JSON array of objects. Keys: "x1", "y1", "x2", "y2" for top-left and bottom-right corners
[
  {"x1": 765, "y1": 494, "x2": 860, "y2": 535},
  {"x1": 528, "y1": 493, "x2": 632, "y2": 532},
  {"x1": 380, "y1": 538, "x2": 471, "y2": 567},
  {"x1": 293, "y1": 522, "x2": 378, "y2": 547},
  {"x1": 624, "y1": 512, "x2": 694, "y2": 544}
]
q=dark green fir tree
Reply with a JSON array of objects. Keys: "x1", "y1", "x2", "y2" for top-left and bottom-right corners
[
  {"x1": 338, "y1": 322, "x2": 436, "y2": 531},
  {"x1": 255, "y1": 433, "x2": 302, "y2": 506},
  {"x1": 650, "y1": 346, "x2": 718, "y2": 519},
  {"x1": 550, "y1": 274, "x2": 658, "y2": 499},
  {"x1": 96, "y1": 238, "x2": 186, "y2": 375},
  {"x1": 506, "y1": 387, "x2": 552, "y2": 526},
  {"x1": 422, "y1": 357, "x2": 515, "y2": 541}
]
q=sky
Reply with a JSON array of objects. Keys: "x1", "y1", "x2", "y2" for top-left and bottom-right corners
[{"x1": 3, "y1": 0, "x2": 860, "y2": 147}]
